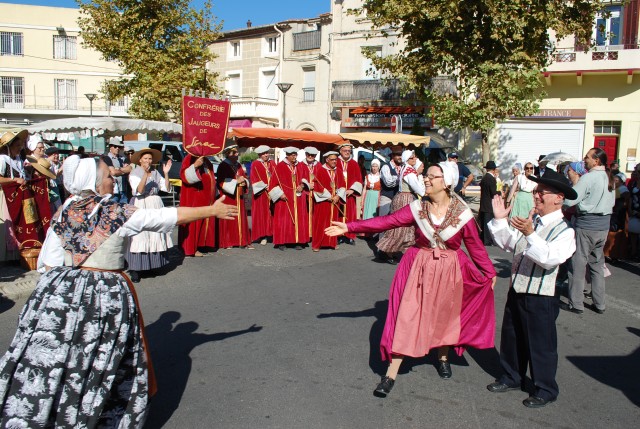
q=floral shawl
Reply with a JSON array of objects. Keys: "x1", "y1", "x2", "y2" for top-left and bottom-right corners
[
  {"x1": 52, "y1": 195, "x2": 138, "y2": 267},
  {"x1": 411, "y1": 195, "x2": 475, "y2": 249}
]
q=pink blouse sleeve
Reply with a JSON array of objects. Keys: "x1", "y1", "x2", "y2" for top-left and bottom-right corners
[
  {"x1": 461, "y1": 221, "x2": 497, "y2": 279},
  {"x1": 347, "y1": 204, "x2": 414, "y2": 234}
]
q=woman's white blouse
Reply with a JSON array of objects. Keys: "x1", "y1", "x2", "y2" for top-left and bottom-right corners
[
  {"x1": 38, "y1": 207, "x2": 178, "y2": 271},
  {"x1": 403, "y1": 172, "x2": 426, "y2": 197},
  {"x1": 517, "y1": 174, "x2": 537, "y2": 192},
  {"x1": 129, "y1": 171, "x2": 171, "y2": 197}
]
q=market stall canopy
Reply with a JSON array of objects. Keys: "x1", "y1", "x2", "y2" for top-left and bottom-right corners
[
  {"x1": 26, "y1": 117, "x2": 182, "y2": 135},
  {"x1": 339, "y1": 132, "x2": 435, "y2": 148},
  {"x1": 230, "y1": 127, "x2": 348, "y2": 151}
]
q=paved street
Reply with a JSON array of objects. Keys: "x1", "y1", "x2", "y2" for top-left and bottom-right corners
[{"x1": 1, "y1": 238, "x2": 639, "y2": 428}]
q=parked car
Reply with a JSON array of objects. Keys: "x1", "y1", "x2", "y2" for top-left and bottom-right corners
[{"x1": 352, "y1": 147, "x2": 390, "y2": 171}]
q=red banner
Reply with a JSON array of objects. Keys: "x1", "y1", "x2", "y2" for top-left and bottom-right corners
[
  {"x1": 182, "y1": 95, "x2": 231, "y2": 156},
  {"x1": 2, "y1": 177, "x2": 52, "y2": 248}
]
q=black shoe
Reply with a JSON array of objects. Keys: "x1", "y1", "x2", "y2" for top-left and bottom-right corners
[
  {"x1": 559, "y1": 301, "x2": 583, "y2": 314},
  {"x1": 278, "y1": 245, "x2": 285, "y2": 251},
  {"x1": 386, "y1": 258, "x2": 398, "y2": 265},
  {"x1": 586, "y1": 303, "x2": 605, "y2": 314},
  {"x1": 487, "y1": 381, "x2": 520, "y2": 393},
  {"x1": 129, "y1": 270, "x2": 140, "y2": 283},
  {"x1": 295, "y1": 245, "x2": 303, "y2": 250},
  {"x1": 347, "y1": 238, "x2": 356, "y2": 245},
  {"x1": 373, "y1": 376, "x2": 395, "y2": 397},
  {"x1": 523, "y1": 396, "x2": 556, "y2": 408},
  {"x1": 436, "y1": 360, "x2": 452, "y2": 379}
]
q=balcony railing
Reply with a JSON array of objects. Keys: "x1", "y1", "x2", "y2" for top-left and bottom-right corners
[
  {"x1": 0, "y1": 94, "x2": 129, "y2": 114},
  {"x1": 302, "y1": 87, "x2": 315, "y2": 102},
  {"x1": 549, "y1": 42, "x2": 640, "y2": 69},
  {"x1": 332, "y1": 77, "x2": 456, "y2": 102},
  {"x1": 293, "y1": 30, "x2": 321, "y2": 51},
  {"x1": 229, "y1": 96, "x2": 278, "y2": 119}
]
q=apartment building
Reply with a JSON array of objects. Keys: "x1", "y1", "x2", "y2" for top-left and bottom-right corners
[
  {"x1": 0, "y1": 3, "x2": 128, "y2": 129},
  {"x1": 207, "y1": 14, "x2": 332, "y2": 132}
]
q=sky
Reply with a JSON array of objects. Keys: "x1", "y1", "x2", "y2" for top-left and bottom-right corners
[{"x1": 2, "y1": 0, "x2": 329, "y2": 31}]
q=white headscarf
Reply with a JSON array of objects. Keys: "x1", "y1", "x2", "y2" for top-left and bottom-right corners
[
  {"x1": 63, "y1": 155, "x2": 95, "y2": 195},
  {"x1": 401, "y1": 150, "x2": 414, "y2": 164},
  {"x1": 438, "y1": 161, "x2": 459, "y2": 189},
  {"x1": 26, "y1": 134, "x2": 41, "y2": 152}
]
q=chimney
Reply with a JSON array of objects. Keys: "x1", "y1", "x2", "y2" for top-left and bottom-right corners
[{"x1": 247, "y1": 20, "x2": 252, "y2": 28}]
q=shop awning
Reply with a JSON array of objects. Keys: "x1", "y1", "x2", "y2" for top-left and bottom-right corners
[
  {"x1": 339, "y1": 132, "x2": 432, "y2": 147},
  {"x1": 230, "y1": 127, "x2": 348, "y2": 150},
  {"x1": 27, "y1": 117, "x2": 182, "y2": 135}
]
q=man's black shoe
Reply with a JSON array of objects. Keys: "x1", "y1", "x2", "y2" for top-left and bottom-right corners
[
  {"x1": 373, "y1": 376, "x2": 395, "y2": 397},
  {"x1": 559, "y1": 301, "x2": 583, "y2": 314},
  {"x1": 436, "y1": 360, "x2": 452, "y2": 379},
  {"x1": 129, "y1": 270, "x2": 140, "y2": 283},
  {"x1": 278, "y1": 245, "x2": 285, "y2": 251},
  {"x1": 523, "y1": 396, "x2": 556, "y2": 408},
  {"x1": 487, "y1": 381, "x2": 520, "y2": 393},
  {"x1": 586, "y1": 303, "x2": 605, "y2": 314}
]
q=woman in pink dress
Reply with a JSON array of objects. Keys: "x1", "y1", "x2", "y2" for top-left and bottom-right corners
[{"x1": 326, "y1": 162, "x2": 497, "y2": 397}]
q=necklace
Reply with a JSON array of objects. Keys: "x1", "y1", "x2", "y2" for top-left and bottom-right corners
[{"x1": 429, "y1": 198, "x2": 450, "y2": 218}]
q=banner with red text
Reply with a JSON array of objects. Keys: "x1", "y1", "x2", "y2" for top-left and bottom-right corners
[{"x1": 182, "y1": 96, "x2": 231, "y2": 156}]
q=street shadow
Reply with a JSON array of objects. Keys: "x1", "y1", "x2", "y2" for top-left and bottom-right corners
[
  {"x1": 318, "y1": 300, "x2": 388, "y2": 376},
  {"x1": 466, "y1": 347, "x2": 502, "y2": 380},
  {"x1": 0, "y1": 294, "x2": 15, "y2": 314},
  {"x1": 138, "y1": 246, "x2": 186, "y2": 281},
  {"x1": 566, "y1": 326, "x2": 640, "y2": 407},
  {"x1": 0, "y1": 262, "x2": 29, "y2": 283},
  {"x1": 144, "y1": 311, "x2": 263, "y2": 428},
  {"x1": 491, "y1": 258, "x2": 512, "y2": 278},
  {"x1": 610, "y1": 260, "x2": 640, "y2": 276}
]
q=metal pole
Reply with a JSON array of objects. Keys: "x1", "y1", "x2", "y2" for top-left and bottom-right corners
[
  {"x1": 89, "y1": 99, "x2": 94, "y2": 152},
  {"x1": 282, "y1": 94, "x2": 286, "y2": 129}
]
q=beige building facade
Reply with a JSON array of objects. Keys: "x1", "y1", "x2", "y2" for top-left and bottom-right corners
[{"x1": 0, "y1": 3, "x2": 128, "y2": 129}]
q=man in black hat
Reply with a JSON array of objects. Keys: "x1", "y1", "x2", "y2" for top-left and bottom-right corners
[
  {"x1": 534, "y1": 155, "x2": 548, "y2": 177},
  {"x1": 485, "y1": 169, "x2": 577, "y2": 408},
  {"x1": 479, "y1": 160, "x2": 499, "y2": 245}
]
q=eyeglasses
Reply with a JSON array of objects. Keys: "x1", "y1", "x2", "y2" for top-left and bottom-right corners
[
  {"x1": 524, "y1": 167, "x2": 534, "y2": 170},
  {"x1": 408, "y1": 156, "x2": 416, "y2": 160},
  {"x1": 533, "y1": 188, "x2": 557, "y2": 196},
  {"x1": 425, "y1": 174, "x2": 444, "y2": 180}
]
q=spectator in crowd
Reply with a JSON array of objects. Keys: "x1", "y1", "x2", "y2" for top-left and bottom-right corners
[
  {"x1": 534, "y1": 155, "x2": 548, "y2": 177},
  {"x1": 376, "y1": 146, "x2": 404, "y2": 263},
  {"x1": 102, "y1": 137, "x2": 132, "y2": 203},
  {"x1": 46, "y1": 146, "x2": 64, "y2": 203},
  {"x1": 479, "y1": 161, "x2": 499, "y2": 245},
  {"x1": 76, "y1": 145, "x2": 86, "y2": 158},
  {"x1": 126, "y1": 148, "x2": 174, "y2": 283},
  {"x1": 486, "y1": 169, "x2": 577, "y2": 408},
  {"x1": 449, "y1": 152, "x2": 473, "y2": 196},
  {"x1": 610, "y1": 161, "x2": 626, "y2": 182},
  {"x1": 507, "y1": 162, "x2": 536, "y2": 220},
  {"x1": 362, "y1": 159, "x2": 381, "y2": 220},
  {"x1": 603, "y1": 173, "x2": 630, "y2": 262},
  {"x1": 627, "y1": 163, "x2": 640, "y2": 189},
  {"x1": 562, "y1": 148, "x2": 615, "y2": 315},
  {"x1": 376, "y1": 150, "x2": 425, "y2": 255},
  {"x1": 26, "y1": 134, "x2": 45, "y2": 159}
]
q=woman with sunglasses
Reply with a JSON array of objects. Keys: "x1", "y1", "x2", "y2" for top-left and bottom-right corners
[
  {"x1": 507, "y1": 162, "x2": 536, "y2": 221},
  {"x1": 326, "y1": 162, "x2": 496, "y2": 397}
]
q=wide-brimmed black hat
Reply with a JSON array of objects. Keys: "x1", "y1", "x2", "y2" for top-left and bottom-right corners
[
  {"x1": 484, "y1": 160, "x2": 498, "y2": 170},
  {"x1": 528, "y1": 169, "x2": 577, "y2": 200}
]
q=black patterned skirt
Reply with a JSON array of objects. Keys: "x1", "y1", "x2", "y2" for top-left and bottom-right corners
[{"x1": 0, "y1": 267, "x2": 149, "y2": 428}]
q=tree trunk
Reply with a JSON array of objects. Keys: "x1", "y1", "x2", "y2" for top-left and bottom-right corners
[{"x1": 481, "y1": 131, "x2": 490, "y2": 165}]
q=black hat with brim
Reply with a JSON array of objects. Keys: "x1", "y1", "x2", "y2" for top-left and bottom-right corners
[{"x1": 527, "y1": 169, "x2": 577, "y2": 200}]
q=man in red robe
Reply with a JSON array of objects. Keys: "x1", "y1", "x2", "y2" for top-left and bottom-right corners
[
  {"x1": 336, "y1": 143, "x2": 363, "y2": 244},
  {"x1": 312, "y1": 151, "x2": 346, "y2": 251},
  {"x1": 300, "y1": 146, "x2": 319, "y2": 240},
  {"x1": 250, "y1": 145, "x2": 274, "y2": 245},
  {"x1": 216, "y1": 145, "x2": 252, "y2": 249},
  {"x1": 268, "y1": 147, "x2": 309, "y2": 250},
  {"x1": 178, "y1": 154, "x2": 216, "y2": 257}
]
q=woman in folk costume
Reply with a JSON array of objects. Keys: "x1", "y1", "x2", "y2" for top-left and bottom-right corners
[
  {"x1": 326, "y1": 161, "x2": 496, "y2": 397},
  {"x1": 376, "y1": 150, "x2": 425, "y2": 254},
  {"x1": 125, "y1": 148, "x2": 173, "y2": 283},
  {"x1": 507, "y1": 162, "x2": 536, "y2": 220},
  {"x1": 362, "y1": 158, "x2": 382, "y2": 220},
  {"x1": 178, "y1": 154, "x2": 217, "y2": 257},
  {"x1": 0, "y1": 156, "x2": 237, "y2": 428},
  {"x1": 0, "y1": 130, "x2": 27, "y2": 262},
  {"x1": 216, "y1": 145, "x2": 252, "y2": 249}
]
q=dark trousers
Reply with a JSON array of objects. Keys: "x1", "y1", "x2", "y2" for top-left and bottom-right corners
[
  {"x1": 498, "y1": 288, "x2": 560, "y2": 401},
  {"x1": 479, "y1": 211, "x2": 494, "y2": 245}
]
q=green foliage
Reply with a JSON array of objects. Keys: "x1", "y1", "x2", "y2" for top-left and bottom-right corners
[
  {"x1": 357, "y1": 1, "x2": 607, "y2": 133},
  {"x1": 239, "y1": 152, "x2": 258, "y2": 163},
  {"x1": 77, "y1": 0, "x2": 223, "y2": 121}
]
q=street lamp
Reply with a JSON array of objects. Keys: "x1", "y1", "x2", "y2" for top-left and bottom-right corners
[
  {"x1": 276, "y1": 83, "x2": 293, "y2": 129},
  {"x1": 85, "y1": 93, "x2": 97, "y2": 152}
]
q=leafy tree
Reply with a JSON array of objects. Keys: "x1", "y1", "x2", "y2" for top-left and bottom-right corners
[
  {"x1": 356, "y1": 0, "x2": 607, "y2": 162},
  {"x1": 78, "y1": 0, "x2": 223, "y2": 121}
]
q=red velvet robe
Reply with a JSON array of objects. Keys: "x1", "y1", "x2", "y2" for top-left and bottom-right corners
[
  {"x1": 312, "y1": 163, "x2": 346, "y2": 250},
  {"x1": 178, "y1": 154, "x2": 216, "y2": 255},
  {"x1": 250, "y1": 159, "x2": 274, "y2": 242},
  {"x1": 268, "y1": 160, "x2": 309, "y2": 246},
  {"x1": 216, "y1": 159, "x2": 251, "y2": 248},
  {"x1": 336, "y1": 157, "x2": 363, "y2": 239},
  {"x1": 300, "y1": 160, "x2": 317, "y2": 239}
]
